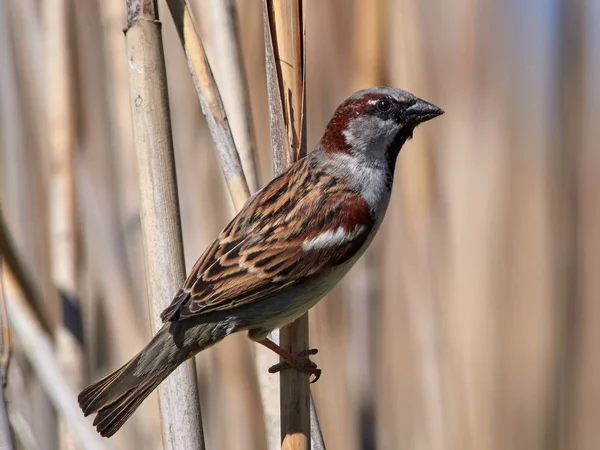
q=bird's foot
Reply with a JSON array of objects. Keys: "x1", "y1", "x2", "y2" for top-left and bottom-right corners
[{"x1": 268, "y1": 348, "x2": 321, "y2": 383}]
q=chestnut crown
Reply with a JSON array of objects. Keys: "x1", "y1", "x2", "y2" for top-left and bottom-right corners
[{"x1": 320, "y1": 87, "x2": 443, "y2": 161}]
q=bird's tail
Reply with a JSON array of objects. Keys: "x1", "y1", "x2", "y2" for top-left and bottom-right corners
[
  {"x1": 78, "y1": 352, "x2": 173, "y2": 437},
  {"x1": 78, "y1": 321, "x2": 221, "y2": 437}
]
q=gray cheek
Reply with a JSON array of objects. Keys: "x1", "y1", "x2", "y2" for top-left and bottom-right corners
[{"x1": 345, "y1": 116, "x2": 398, "y2": 153}]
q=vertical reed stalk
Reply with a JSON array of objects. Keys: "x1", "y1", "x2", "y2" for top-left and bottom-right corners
[
  {"x1": 164, "y1": 0, "x2": 250, "y2": 210},
  {"x1": 162, "y1": 3, "x2": 281, "y2": 447},
  {"x1": 124, "y1": 1, "x2": 205, "y2": 448},
  {"x1": 44, "y1": 0, "x2": 82, "y2": 448},
  {"x1": 388, "y1": 0, "x2": 448, "y2": 448},
  {"x1": 0, "y1": 212, "x2": 51, "y2": 335},
  {"x1": 197, "y1": 0, "x2": 261, "y2": 193},
  {"x1": 263, "y1": 1, "x2": 311, "y2": 449},
  {"x1": 2, "y1": 269, "x2": 105, "y2": 450},
  {"x1": 347, "y1": 1, "x2": 385, "y2": 447},
  {"x1": 0, "y1": 259, "x2": 14, "y2": 450}
]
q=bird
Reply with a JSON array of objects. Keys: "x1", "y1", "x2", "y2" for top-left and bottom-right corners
[{"x1": 78, "y1": 87, "x2": 443, "y2": 437}]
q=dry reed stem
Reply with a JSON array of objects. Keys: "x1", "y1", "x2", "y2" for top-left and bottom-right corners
[
  {"x1": 75, "y1": 167, "x2": 148, "y2": 359},
  {"x1": 346, "y1": 1, "x2": 385, "y2": 447},
  {"x1": 551, "y1": 1, "x2": 585, "y2": 446},
  {"x1": 0, "y1": 260, "x2": 14, "y2": 450},
  {"x1": 99, "y1": 0, "x2": 147, "y2": 336},
  {"x1": 351, "y1": 0, "x2": 385, "y2": 88},
  {"x1": 0, "y1": 379, "x2": 13, "y2": 450},
  {"x1": 0, "y1": 262, "x2": 10, "y2": 387},
  {"x1": 258, "y1": 8, "x2": 291, "y2": 442},
  {"x1": 164, "y1": 0, "x2": 250, "y2": 211},
  {"x1": 309, "y1": 394, "x2": 325, "y2": 450},
  {"x1": 0, "y1": 0, "x2": 57, "y2": 346},
  {"x1": 264, "y1": 0, "x2": 305, "y2": 169},
  {"x1": 2, "y1": 270, "x2": 106, "y2": 450},
  {"x1": 387, "y1": 0, "x2": 448, "y2": 448},
  {"x1": 194, "y1": 5, "x2": 270, "y2": 447},
  {"x1": 263, "y1": 1, "x2": 313, "y2": 449},
  {"x1": 44, "y1": 0, "x2": 83, "y2": 447},
  {"x1": 197, "y1": 0, "x2": 261, "y2": 193},
  {"x1": 167, "y1": 2, "x2": 285, "y2": 448},
  {"x1": 253, "y1": 9, "x2": 285, "y2": 445},
  {"x1": 0, "y1": 213, "x2": 52, "y2": 335},
  {"x1": 124, "y1": 1, "x2": 206, "y2": 448}
]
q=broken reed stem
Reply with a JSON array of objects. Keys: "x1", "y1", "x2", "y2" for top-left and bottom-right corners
[
  {"x1": 264, "y1": 0, "x2": 305, "y2": 168},
  {"x1": 164, "y1": 0, "x2": 250, "y2": 211},
  {"x1": 124, "y1": 1, "x2": 205, "y2": 448},
  {"x1": 263, "y1": 1, "x2": 313, "y2": 449}
]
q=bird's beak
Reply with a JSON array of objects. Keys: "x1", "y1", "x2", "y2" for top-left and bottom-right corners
[{"x1": 406, "y1": 99, "x2": 444, "y2": 125}]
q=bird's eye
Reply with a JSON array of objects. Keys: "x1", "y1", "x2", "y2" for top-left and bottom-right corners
[{"x1": 376, "y1": 99, "x2": 392, "y2": 112}]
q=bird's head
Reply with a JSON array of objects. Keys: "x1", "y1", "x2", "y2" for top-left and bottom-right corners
[{"x1": 320, "y1": 87, "x2": 443, "y2": 169}]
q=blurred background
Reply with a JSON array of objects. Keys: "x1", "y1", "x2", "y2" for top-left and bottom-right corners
[{"x1": 1, "y1": 0, "x2": 599, "y2": 449}]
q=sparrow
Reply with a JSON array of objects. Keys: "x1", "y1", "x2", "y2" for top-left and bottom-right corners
[{"x1": 78, "y1": 87, "x2": 443, "y2": 437}]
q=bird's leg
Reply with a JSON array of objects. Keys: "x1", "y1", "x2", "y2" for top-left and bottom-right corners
[{"x1": 256, "y1": 338, "x2": 321, "y2": 383}]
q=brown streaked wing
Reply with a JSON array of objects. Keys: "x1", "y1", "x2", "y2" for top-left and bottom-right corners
[{"x1": 160, "y1": 158, "x2": 374, "y2": 322}]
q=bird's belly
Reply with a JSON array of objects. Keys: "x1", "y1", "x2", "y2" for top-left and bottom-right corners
[{"x1": 241, "y1": 264, "x2": 350, "y2": 340}]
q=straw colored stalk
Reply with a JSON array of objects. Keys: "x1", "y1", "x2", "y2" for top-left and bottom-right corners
[
  {"x1": 0, "y1": 213, "x2": 52, "y2": 335},
  {"x1": 551, "y1": 0, "x2": 585, "y2": 446},
  {"x1": 263, "y1": 0, "x2": 305, "y2": 168},
  {"x1": 2, "y1": 270, "x2": 105, "y2": 450},
  {"x1": 44, "y1": 0, "x2": 83, "y2": 448},
  {"x1": 0, "y1": 0, "x2": 55, "y2": 336},
  {"x1": 0, "y1": 213, "x2": 57, "y2": 444},
  {"x1": 75, "y1": 166, "x2": 147, "y2": 359},
  {"x1": 197, "y1": 0, "x2": 261, "y2": 193},
  {"x1": 0, "y1": 378, "x2": 11, "y2": 450},
  {"x1": 262, "y1": 2, "x2": 316, "y2": 450},
  {"x1": 2, "y1": 0, "x2": 66, "y2": 442},
  {"x1": 164, "y1": 2, "x2": 278, "y2": 447},
  {"x1": 70, "y1": 0, "x2": 148, "y2": 364},
  {"x1": 124, "y1": 1, "x2": 205, "y2": 448},
  {"x1": 386, "y1": 0, "x2": 448, "y2": 448},
  {"x1": 98, "y1": 0, "x2": 146, "y2": 321},
  {"x1": 0, "y1": 260, "x2": 14, "y2": 450},
  {"x1": 568, "y1": 3, "x2": 600, "y2": 448},
  {"x1": 194, "y1": 4, "x2": 270, "y2": 448},
  {"x1": 344, "y1": 1, "x2": 385, "y2": 448},
  {"x1": 164, "y1": 0, "x2": 250, "y2": 211}
]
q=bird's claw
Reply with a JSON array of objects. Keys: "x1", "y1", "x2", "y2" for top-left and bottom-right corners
[{"x1": 268, "y1": 348, "x2": 321, "y2": 383}]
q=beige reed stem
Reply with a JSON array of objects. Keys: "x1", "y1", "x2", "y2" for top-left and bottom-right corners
[{"x1": 124, "y1": 1, "x2": 205, "y2": 448}]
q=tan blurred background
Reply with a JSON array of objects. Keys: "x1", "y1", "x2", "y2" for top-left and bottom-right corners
[{"x1": 1, "y1": 0, "x2": 599, "y2": 449}]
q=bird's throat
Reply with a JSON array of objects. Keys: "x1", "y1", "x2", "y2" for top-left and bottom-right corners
[{"x1": 386, "y1": 126, "x2": 415, "y2": 174}]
